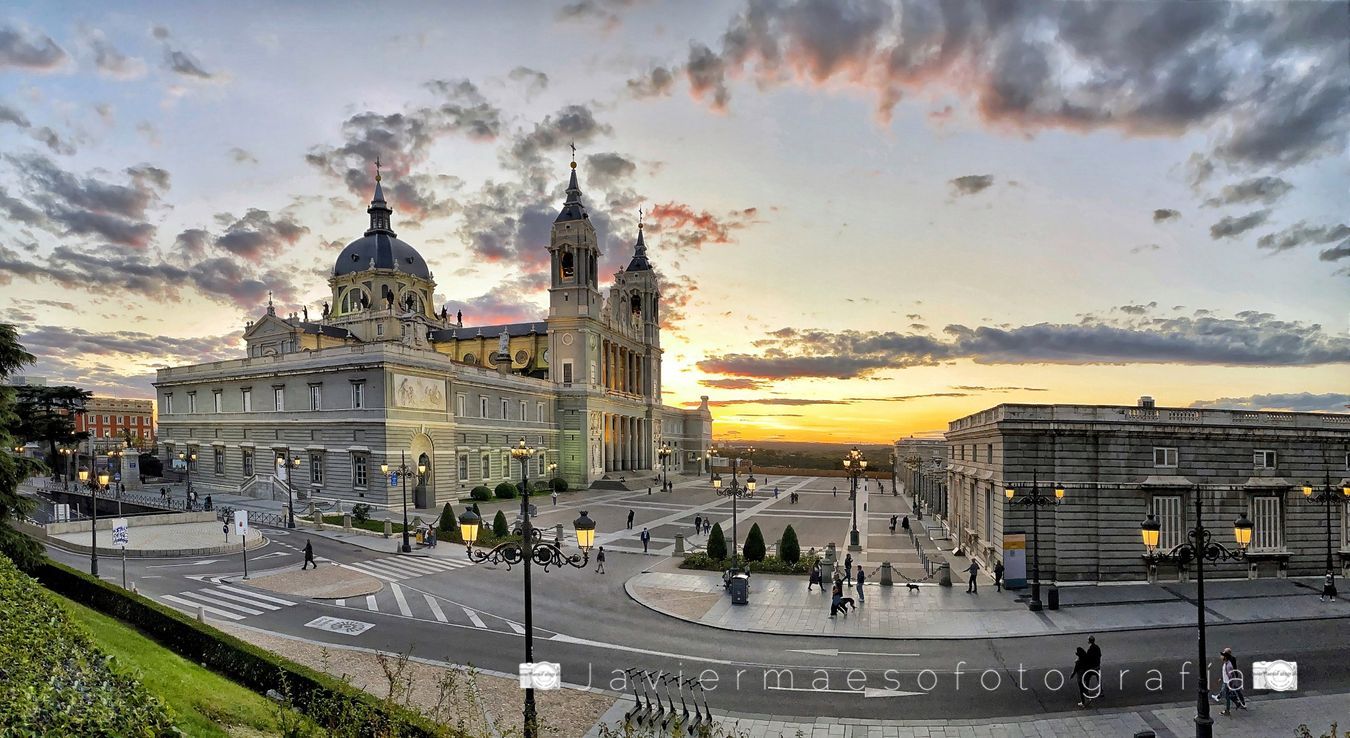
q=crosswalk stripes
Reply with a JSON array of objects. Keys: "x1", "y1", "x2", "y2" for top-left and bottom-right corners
[
  {"x1": 339, "y1": 554, "x2": 471, "y2": 582},
  {"x1": 160, "y1": 584, "x2": 297, "y2": 622},
  {"x1": 423, "y1": 593, "x2": 448, "y2": 623},
  {"x1": 390, "y1": 583, "x2": 413, "y2": 616}
]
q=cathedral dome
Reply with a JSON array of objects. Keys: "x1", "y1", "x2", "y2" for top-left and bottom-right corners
[{"x1": 332, "y1": 174, "x2": 431, "y2": 280}]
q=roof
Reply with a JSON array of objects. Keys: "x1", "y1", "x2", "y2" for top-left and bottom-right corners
[
  {"x1": 428, "y1": 321, "x2": 549, "y2": 342},
  {"x1": 333, "y1": 232, "x2": 431, "y2": 279},
  {"x1": 626, "y1": 225, "x2": 652, "y2": 271},
  {"x1": 294, "y1": 322, "x2": 354, "y2": 339}
]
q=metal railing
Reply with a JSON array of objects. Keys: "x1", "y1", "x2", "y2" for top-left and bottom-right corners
[{"x1": 216, "y1": 506, "x2": 288, "y2": 529}]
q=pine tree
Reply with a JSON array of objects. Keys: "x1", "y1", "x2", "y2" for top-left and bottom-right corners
[
  {"x1": 0, "y1": 323, "x2": 43, "y2": 570},
  {"x1": 492, "y1": 509, "x2": 509, "y2": 538},
  {"x1": 706, "y1": 522, "x2": 727, "y2": 561},
  {"x1": 779, "y1": 524, "x2": 800, "y2": 564},
  {"x1": 743, "y1": 523, "x2": 766, "y2": 562},
  {"x1": 438, "y1": 502, "x2": 455, "y2": 534}
]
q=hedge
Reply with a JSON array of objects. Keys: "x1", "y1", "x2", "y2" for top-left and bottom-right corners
[
  {"x1": 32, "y1": 560, "x2": 453, "y2": 737},
  {"x1": 493, "y1": 482, "x2": 518, "y2": 499},
  {"x1": 680, "y1": 552, "x2": 820, "y2": 575},
  {"x1": 469, "y1": 486, "x2": 492, "y2": 501},
  {"x1": 549, "y1": 477, "x2": 568, "y2": 493},
  {"x1": 0, "y1": 555, "x2": 173, "y2": 736}
]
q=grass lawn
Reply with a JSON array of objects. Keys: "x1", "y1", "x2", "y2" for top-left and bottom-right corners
[{"x1": 57, "y1": 596, "x2": 290, "y2": 737}]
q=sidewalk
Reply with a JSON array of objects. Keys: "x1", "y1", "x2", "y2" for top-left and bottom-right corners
[{"x1": 587, "y1": 689, "x2": 1349, "y2": 737}]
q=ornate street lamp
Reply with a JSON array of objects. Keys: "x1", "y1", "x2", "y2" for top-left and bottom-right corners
[
  {"x1": 1004, "y1": 472, "x2": 1064, "y2": 612},
  {"x1": 276, "y1": 455, "x2": 301, "y2": 528},
  {"x1": 1302, "y1": 471, "x2": 1350, "y2": 599},
  {"x1": 457, "y1": 437, "x2": 595, "y2": 738},
  {"x1": 842, "y1": 447, "x2": 867, "y2": 551},
  {"x1": 658, "y1": 442, "x2": 673, "y2": 490},
  {"x1": 710, "y1": 445, "x2": 756, "y2": 572},
  {"x1": 705, "y1": 449, "x2": 713, "y2": 480},
  {"x1": 381, "y1": 452, "x2": 420, "y2": 553},
  {"x1": 1140, "y1": 500, "x2": 1252, "y2": 738},
  {"x1": 177, "y1": 448, "x2": 198, "y2": 503},
  {"x1": 107, "y1": 450, "x2": 124, "y2": 516}
]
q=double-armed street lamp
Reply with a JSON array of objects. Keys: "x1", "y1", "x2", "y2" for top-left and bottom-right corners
[
  {"x1": 60, "y1": 446, "x2": 74, "y2": 486},
  {"x1": 1141, "y1": 498, "x2": 1253, "y2": 738},
  {"x1": 456, "y1": 438, "x2": 596, "y2": 738},
  {"x1": 1302, "y1": 471, "x2": 1350, "y2": 600},
  {"x1": 381, "y1": 453, "x2": 425, "y2": 553},
  {"x1": 1003, "y1": 473, "x2": 1064, "y2": 612},
  {"x1": 842, "y1": 447, "x2": 867, "y2": 551},
  {"x1": 107, "y1": 449, "x2": 124, "y2": 516},
  {"x1": 710, "y1": 445, "x2": 756, "y2": 572},
  {"x1": 658, "y1": 442, "x2": 673, "y2": 490},
  {"x1": 277, "y1": 455, "x2": 301, "y2": 528},
  {"x1": 177, "y1": 448, "x2": 198, "y2": 502},
  {"x1": 705, "y1": 449, "x2": 713, "y2": 480},
  {"x1": 77, "y1": 463, "x2": 112, "y2": 577}
]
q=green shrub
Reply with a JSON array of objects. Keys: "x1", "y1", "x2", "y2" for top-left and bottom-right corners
[
  {"x1": 0, "y1": 556, "x2": 173, "y2": 735},
  {"x1": 471, "y1": 502, "x2": 481, "y2": 516},
  {"x1": 493, "y1": 510, "x2": 509, "y2": 537},
  {"x1": 351, "y1": 503, "x2": 371, "y2": 524},
  {"x1": 779, "y1": 525, "x2": 800, "y2": 564},
  {"x1": 494, "y1": 482, "x2": 518, "y2": 499},
  {"x1": 680, "y1": 552, "x2": 819, "y2": 575},
  {"x1": 549, "y1": 477, "x2": 568, "y2": 493},
  {"x1": 743, "y1": 523, "x2": 766, "y2": 562},
  {"x1": 706, "y1": 523, "x2": 727, "y2": 561},
  {"x1": 470, "y1": 486, "x2": 492, "y2": 501},
  {"x1": 438, "y1": 502, "x2": 456, "y2": 533}
]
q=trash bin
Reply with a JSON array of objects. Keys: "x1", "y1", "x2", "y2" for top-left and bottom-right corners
[
  {"x1": 1047, "y1": 587, "x2": 1060, "y2": 610},
  {"x1": 729, "y1": 573, "x2": 750, "y2": 605}
]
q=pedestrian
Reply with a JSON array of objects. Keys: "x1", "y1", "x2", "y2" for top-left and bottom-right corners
[
  {"x1": 808, "y1": 562, "x2": 822, "y2": 591},
  {"x1": 965, "y1": 559, "x2": 980, "y2": 593},
  {"x1": 1072, "y1": 646, "x2": 1091, "y2": 707},
  {"x1": 1320, "y1": 570, "x2": 1337, "y2": 601},
  {"x1": 829, "y1": 580, "x2": 843, "y2": 618},
  {"x1": 160, "y1": 487, "x2": 166, "y2": 502},
  {"x1": 704, "y1": 519, "x2": 711, "y2": 535},
  {"x1": 428, "y1": 524, "x2": 437, "y2": 548},
  {"x1": 302, "y1": 539, "x2": 316, "y2": 570},
  {"x1": 552, "y1": 489, "x2": 558, "y2": 506},
  {"x1": 595, "y1": 546, "x2": 606, "y2": 574},
  {"x1": 855, "y1": 565, "x2": 866, "y2": 604},
  {"x1": 627, "y1": 509, "x2": 635, "y2": 529},
  {"x1": 1215, "y1": 647, "x2": 1247, "y2": 715},
  {"x1": 901, "y1": 516, "x2": 910, "y2": 532},
  {"x1": 773, "y1": 486, "x2": 779, "y2": 499},
  {"x1": 694, "y1": 514, "x2": 702, "y2": 533},
  {"x1": 889, "y1": 515, "x2": 897, "y2": 534},
  {"x1": 204, "y1": 494, "x2": 213, "y2": 511},
  {"x1": 647, "y1": 486, "x2": 652, "y2": 495},
  {"x1": 843, "y1": 553, "x2": 853, "y2": 579},
  {"x1": 994, "y1": 560, "x2": 1005, "y2": 592},
  {"x1": 1085, "y1": 635, "x2": 1102, "y2": 696},
  {"x1": 832, "y1": 486, "x2": 837, "y2": 497},
  {"x1": 640, "y1": 527, "x2": 650, "y2": 553}
]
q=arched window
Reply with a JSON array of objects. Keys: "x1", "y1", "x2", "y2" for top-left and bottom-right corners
[
  {"x1": 560, "y1": 251, "x2": 575, "y2": 280},
  {"x1": 339, "y1": 288, "x2": 368, "y2": 315},
  {"x1": 630, "y1": 292, "x2": 642, "y2": 315}
]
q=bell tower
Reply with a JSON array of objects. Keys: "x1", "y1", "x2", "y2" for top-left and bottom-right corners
[{"x1": 547, "y1": 151, "x2": 601, "y2": 319}]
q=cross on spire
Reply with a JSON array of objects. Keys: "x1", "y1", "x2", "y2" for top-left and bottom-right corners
[
  {"x1": 638, "y1": 206, "x2": 644, "y2": 230},
  {"x1": 569, "y1": 141, "x2": 577, "y2": 169},
  {"x1": 374, "y1": 156, "x2": 382, "y2": 182}
]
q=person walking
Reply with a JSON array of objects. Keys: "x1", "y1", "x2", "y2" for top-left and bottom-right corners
[
  {"x1": 1215, "y1": 647, "x2": 1247, "y2": 715},
  {"x1": 773, "y1": 486, "x2": 779, "y2": 499},
  {"x1": 832, "y1": 486, "x2": 837, "y2": 498},
  {"x1": 829, "y1": 579, "x2": 844, "y2": 618},
  {"x1": 627, "y1": 509, "x2": 635, "y2": 529},
  {"x1": 1085, "y1": 635, "x2": 1102, "y2": 697},
  {"x1": 855, "y1": 565, "x2": 866, "y2": 604},
  {"x1": 1072, "y1": 646, "x2": 1091, "y2": 707},
  {"x1": 694, "y1": 514, "x2": 702, "y2": 534},
  {"x1": 889, "y1": 515, "x2": 897, "y2": 534},
  {"x1": 551, "y1": 489, "x2": 558, "y2": 506},
  {"x1": 647, "y1": 486, "x2": 652, "y2": 495},
  {"x1": 302, "y1": 539, "x2": 316, "y2": 570},
  {"x1": 704, "y1": 519, "x2": 711, "y2": 535},
  {"x1": 843, "y1": 553, "x2": 853, "y2": 581},
  {"x1": 808, "y1": 562, "x2": 822, "y2": 592},
  {"x1": 1320, "y1": 570, "x2": 1337, "y2": 601},
  {"x1": 640, "y1": 527, "x2": 650, "y2": 553},
  {"x1": 965, "y1": 559, "x2": 981, "y2": 593},
  {"x1": 994, "y1": 560, "x2": 1005, "y2": 592},
  {"x1": 595, "y1": 546, "x2": 606, "y2": 574},
  {"x1": 901, "y1": 515, "x2": 910, "y2": 533}
]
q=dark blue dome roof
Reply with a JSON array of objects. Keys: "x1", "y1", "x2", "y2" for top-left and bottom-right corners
[{"x1": 334, "y1": 233, "x2": 430, "y2": 279}]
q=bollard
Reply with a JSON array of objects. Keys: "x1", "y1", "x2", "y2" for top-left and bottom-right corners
[
  {"x1": 555, "y1": 523, "x2": 563, "y2": 546},
  {"x1": 384, "y1": 519, "x2": 393, "y2": 539},
  {"x1": 343, "y1": 513, "x2": 352, "y2": 532},
  {"x1": 937, "y1": 561, "x2": 952, "y2": 587},
  {"x1": 824, "y1": 542, "x2": 837, "y2": 570},
  {"x1": 674, "y1": 533, "x2": 685, "y2": 555},
  {"x1": 197, "y1": 606, "x2": 206, "y2": 623},
  {"x1": 879, "y1": 562, "x2": 893, "y2": 586},
  {"x1": 313, "y1": 510, "x2": 323, "y2": 530}
]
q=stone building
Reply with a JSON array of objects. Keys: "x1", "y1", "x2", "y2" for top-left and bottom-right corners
[
  {"x1": 154, "y1": 159, "x2": 711, "y2": 509},
  {"x1": 74, "y1": 396, "x2": 156, "y2": 450},
  {"x1": 892, "y1": 436, "x2": 948, "y2": 518},
  {"x1": 944, "y1": 397, "x2": 1350, "y2": 583}
]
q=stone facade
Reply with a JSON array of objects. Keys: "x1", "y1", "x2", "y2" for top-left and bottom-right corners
[
  {"x1": 944, "y1": 398, "x2": 1350, "y2": 583},
  {"x1": 893, "y1": 437, "x2": 948, "y2": 518}
]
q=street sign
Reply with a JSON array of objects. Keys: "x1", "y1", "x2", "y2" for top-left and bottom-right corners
[
  {"x1": 234, "y1": 509, "x2": 249, "y2": 537},
  {"x1": 113, "y1": 472, "x2": 121, "y2": 483},
  {"x1": 389, "y1": 472, "x2": 398, "y2": 488},
  {"x1": 111, "y1": 518, "x2": 129, "y2": 548}
]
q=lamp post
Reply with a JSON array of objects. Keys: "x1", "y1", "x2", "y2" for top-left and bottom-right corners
[
  {"x1": 177, "y1": 449, "x2": 197, "y2": 505},
  {"x1": 710, "y1": 445, "x2": 756, "y2": 572},
  {"x1": 107, "y1": 450, "x2": 124, "y2": 517},
  {"x1": 60, "y1": 446, "x2": 74, "y2": 487},
  {"x1": 1141, "y1": 499, "x2": 1253, "y2": 738},
  {"x1": 1302, "y1": 471, "x2": 1350, "y2": 600},
  {"x1": 381, "y1": 452, "x2": 424, "y2": 553},
  {"x1": 457, "y1": 438, "x2": 596, "y2": 738},
  {"x1": 842, "y1": 447, "x2": 867, "y2": 551},
  {"x1": 278, "y1": 455, "x2": 300, "y2": 529},
  {"x1": 1003, "y1": 472, "x2": 1064, "y2": 612},
  {"x1": 547, "y1": 461, "x2": 558, "y2": 485},
  {"x1": 658, "y1": 442, "x2": 672, "y2": 490},
  {"x1": 705, "y1": 449, "x2": 713, "y2": 480}
]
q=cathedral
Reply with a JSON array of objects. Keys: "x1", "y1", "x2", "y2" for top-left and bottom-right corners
[{"x1": 153, "y1": 159, "x2": 712, "y2": 510}]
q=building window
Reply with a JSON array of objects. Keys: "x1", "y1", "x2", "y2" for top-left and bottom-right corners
[
  {"x1": 213, "y1": 448, "x2": 224, "y2": 475},
  {"x1": 376, "y1": 323, "x2": 384, "y2": 336},
  {"x1": 1250, "y1": 495, "x2": 1283, "y2": 551},
  {"x1": 520, "y1": 400, "x2": 527, "y2": 421},
  {"x1": 1152, "y1": 495, "x2": 1183, "y2": 550},
  {"x1": 480, "y1": 397, "x2": 488, "y2": 418},
  {"x1": 986, "y1": 444, "x2": 993, "y2": 463},
  {"x1": 213, "y1": 391, "x2": 222, "y2": 413},
  {"x1": 241, "y1": 388, "x2": 252, "y2": 412},
  {"x1": 273, "y1": 387, "x2": 285, "y2": 412},
  {"x1": 1153, "y1": 447, "x2": 1178, "y2": 468},
  {"x1": 481, "y1": 453, "x2": 491, "y2": 480},
  {"x1": 536, "y1": 402, "x2": 544, "y2": 422},
  {"x1": 187, "y1": 393, "x2": 197, "y2": 413},
  {"x1": 983, "y1": 486, "x2": 992, "y2": 543},
  {"x1": 1254, "y1": 450, "x2": 1277, "y2": 469},
  {"x1": 164, "y1": 394, "x2": 173, "y2": 414},
  {"x1": 458, "y1": 454, "x2": 468, "y2": 480},
  {"x1": 309, "y1": 385, "x2": 322, "y2": 411},
  {"x1": 456, "y1": 394, "x2": 466, "y2": 417},
  {"x1": 310, "y1": 453, "x2": 323, "y2": 484},
  {"x1": 351, "y1": 382, "x2": 365, "y2": 409},
  {"x1": 242, "y1": 449, "x2": 254, "y2": 477},
  {"x1": 502, "y1": 451, "x2": 511, "y2": 478},
  {"x1": 352, "y1": 455, "x2": 368, "y2": 488},
  {"x1": 562, "y1": 361, "x2": 573, "y2": 387},
  {"x1": 501, "y1": 398, "x2": 509, "y2": 419}
]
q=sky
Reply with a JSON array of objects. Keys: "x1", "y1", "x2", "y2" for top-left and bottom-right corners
[{"x1": 1, "y1": 0, "x2": 1348, "y2": 443}]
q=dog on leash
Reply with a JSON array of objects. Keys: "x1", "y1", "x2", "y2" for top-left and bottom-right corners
[
  {"x1": 906, "y1": 582, "x2": 921, "y2": 593},
  {"x1": 837, "y1": 596, "x2": 857, "y2": 611}
]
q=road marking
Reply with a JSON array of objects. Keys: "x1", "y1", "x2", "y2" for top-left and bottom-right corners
[
  {"x1": 365, "y1": 594, "x2": 378, "y2": 612},
  {"x1": 336, "y1": 599, "x2": 346, "y2": 607},
  {"x1": 865, "y1": 688, "x2": 926, "y2": 698},
  {"x1": 462, "y1": 606, "x2": 486, "y2": 628},
  {"x1": 787, "y1": 648, "x2": 920, "y2": 657},
  {"x1": 254, "y1": 551, "x2": 290, "y2": 559},
  {"x1": 304, "y1": 615, "x2": 374, "y2": 636},
  {"x1": 147, "y1": 560, "x2": 221, "y2": 568},
  {"x1": 390, "y1": 583, "x2": 413, "y2": 617},
  {"x1": 423, "y1": 594, "x2": 448, "y2": 623},
  {"x1": 217, "y1": 585, "x2": 295, "y2": 607},
  {"x1": 209, "y1": 588, "x2": 283, "y2": 611},
  {"x1": 163, "y1": 594, "x2": 244, "y2": 621},
  {"x1": 507, "y1": 621, "x2": 525, "y2": 634},
  {"x1": 177, "y1": 591, "x2": 266, "y2": 615},
  {"x1": 184, "y1": 574, "x2": 231, "y2": 584}
]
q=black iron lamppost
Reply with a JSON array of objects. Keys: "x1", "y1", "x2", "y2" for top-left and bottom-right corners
[
  {"x1": 710, "y1": 445, "x2": 756, "y2": 572},
  {"x1": 705, "y1": 449, "x2": 713, "y2": 480},
  {"x1": 277, "y1": 454, "x2": 300, "y2": 528},
  {"x1": 60, "y1": 446, "x2": 74, "y2": 486},
  {"x1": 107, "y1": 449, "x2": 124, "y2": 517},
  {"x1": 658, "y1": 442, "x2": 672, "y2": 490},
  {"x1": 1003, "y1": 472, "x2": 1064, "y2": 612},
  {"x1": 1302, "y1": 472, "x2": 1350, "y2": 599},
  {"x1": 382, "y1": 452, "x2": 424, "y2": 553},
  {"x1": 1141, "y1": 501, "x2": 1253, "y2": 738},
  {"x1": 177, "y1": 448, "x2": 198, "y2": 501},
  {"x1": 77, "y1": 463, "x2": 111, "y2": 577},
  {"x1": 842, "y1": 447, "x2": 867, "y2": 551},
  {"x1": 457, "y1": 438, "x2": 596, "y2": 738}
]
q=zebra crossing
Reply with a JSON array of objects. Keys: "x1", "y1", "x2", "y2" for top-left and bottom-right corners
[
  {"x1": 338, "y1": 554, "x2": 472, "y2": 582},
  {"x1": 161, "y1": 584, "x2": 298, "y2": 622},
  {"x1": 331, "y1": 581, "x2": 524, "y2": 634}
]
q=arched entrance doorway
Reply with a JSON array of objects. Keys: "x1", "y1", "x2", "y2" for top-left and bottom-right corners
[
  {"x1": 416, "y1": 452, "x2": 432, "y2": 508},
  {"x1": 409, "y1": 432, "x2": 434, "y2": 509}
]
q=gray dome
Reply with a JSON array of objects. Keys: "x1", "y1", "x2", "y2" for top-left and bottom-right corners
[{"x1": 334, "y1": 233, "x2": 431, "y2": 279}]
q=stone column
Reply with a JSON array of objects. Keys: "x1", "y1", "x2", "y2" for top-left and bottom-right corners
[
  {"x1": 600, "y1": 340, "x2": 606, "y2": 389},
  {"x1": 605, "y1": 413, "x2": 613, "y2": 472}
]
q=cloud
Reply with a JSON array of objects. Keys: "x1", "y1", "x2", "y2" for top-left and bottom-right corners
[
  {"x1": 1189, "y1": 392, "x2": 1350, "y2": 413},
  {"x1": 645, "y1": 202, "x2": 759, "y2": 254},
  {"x1": 507, "y1": 66, "x2": 549, "y2": 97},
  {"x1": 843, "y1": 393, "x2": 969, "y2": 402},
  {"x1": 0, "y1": 100, "x2": 76, "y2": 154},
  {"x1": 227, "y1": 146, "x2": 258, "y2": 164},
  {"x1": 950, "y1": 385, "x2": 1047, "y2": 392},
  {"x1": 585, "y1": 152, "x2": 637, "y2": 188},
  {"x1": 556, "y1": 0, "x2": 637, "y2": 30},
  {"x1": 1152, "y1": 208, "x2": 1180, "y2": 222},
  {"x1": 1130, "y1": 243, "x2": 1162, "y2": 254},
  {"x1": 208, "y1": 209, "x2": 310, "y2": 262},
  {"x1": 686, "y1": 397, "x2": 851, "y2": 407},
  {"x1": 1203, "y1": 176, "x2": 1293, "y2": 207},
  {"x1": 82, "y1": 27, "x2": 146, "y2": 79},
  {"x1": 441, "y1": 280, "x2": 544, "y2": 327},
  {"x1": 1255, "y1": 222, "x2": 1350, "y2": 253},
  {"x1": 950, "y1": 174, "x2": 993, "y2": 196},
  {"x1": 627, "y1": 66, "x2": 674, "y2": 98},
  {"x1": 699, "y1": 378, "x2": 771, "y2": 390},
  {"x1": 0, "y1": 23, "x2": 68, "y2": 71},
  {"x1": 5, "y1": 153, "x2": 168, "y2": 249},
  {"x1": 685, "y1": 42, "x2": 729, "y2": 112},
  {"x1": 507, "y1": 104, "x2": 610, "y2": 174},
  {"x1": 1209, "y1": 210, "x2": 1269, "y2": 239},
  {"x1": 696, "y1": 310, "x2": 1350, "y2": 380}
]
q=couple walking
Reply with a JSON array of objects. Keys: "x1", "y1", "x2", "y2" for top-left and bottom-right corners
[
  {"x1": 1212, "y1": 647, "x2": 1248, "y2": 716},
  {"x1": 1071, "y1": 635, "x2": 1102, "y2": 708}
]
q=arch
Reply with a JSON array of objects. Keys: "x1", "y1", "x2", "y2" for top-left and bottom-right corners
[
  {"x1": 560, "y1": 251, "x2": 575, "y2": 280},
  {"x1": 629, "y1": 292, "x2": 641, "y2": 315},
  {"x1": 339, "y1": 287, "x2": 368, "y2": 315},
  {"x1": 410, "y1": 433, "x2": 434, "y2": 508}
]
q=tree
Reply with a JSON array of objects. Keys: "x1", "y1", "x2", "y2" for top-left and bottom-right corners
[
  {"x1": 549, "y1": 477, "x2": 568, "y2": 493},
  {"x1": 14, "y1": 385, "x2": 91, "y2": 481},
  {"x1": 706, "y1": 523, "x2": 727, "y2": 561},
  {"x1": 494, "y1": 481, "x2": 518, "y2": 499},
  {"x1": 779, "y1": 525, "x2": 800, "y2": 564},
  {"x1": 0, "y1": 324, "x2": 44, "y2": 570},
  {"x1": 438, "y1": 502, "x2": 456, "y2": 534},
  {"x1": 492, "y1": 509, "x2": 509, "y2": 538},
  {"x1": 743, "y1": 523, "x2": 766, "y2": 562}
]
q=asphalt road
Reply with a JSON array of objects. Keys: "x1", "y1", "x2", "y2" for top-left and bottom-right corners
[{"x1": 45, "y1": 527, "x2": 1350, "y2": 723}]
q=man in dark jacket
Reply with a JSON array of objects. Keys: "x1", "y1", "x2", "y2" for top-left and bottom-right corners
[{"x1": 302, "y1": 539, "x2": 316, "y2": 570}]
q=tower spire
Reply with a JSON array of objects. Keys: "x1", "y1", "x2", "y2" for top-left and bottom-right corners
[
  {"x1": 626, "y1": 206, "x2": 652, "y2": 271},
  {"x1": 555, "y1": 147, "x2": 587, "y2": 223},
  {"x1": 366, "y1": 157, "x2": 394, "y2": 236}
]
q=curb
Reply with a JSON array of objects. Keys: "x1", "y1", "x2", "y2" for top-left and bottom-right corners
[{"x1": 42, "y1": 534, "x2": 270, "y2": 559}]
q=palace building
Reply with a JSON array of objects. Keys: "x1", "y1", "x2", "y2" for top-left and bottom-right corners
[{"x1": 154, "y1": 159, "x2": 712, "y2": 509}]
